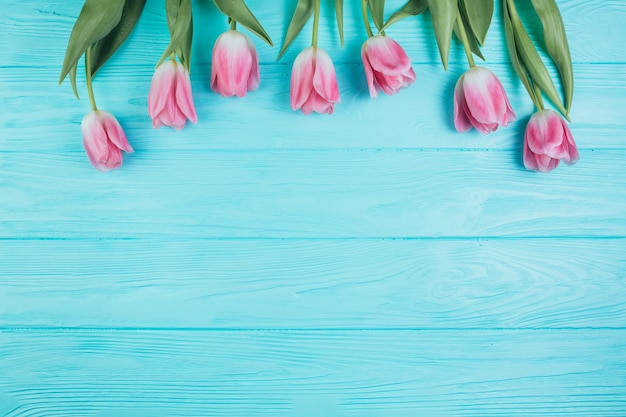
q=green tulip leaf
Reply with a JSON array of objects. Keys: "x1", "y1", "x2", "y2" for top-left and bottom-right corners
[
  {"x1": 89, "y1": 0, "x2": 147, "y2": 77},
  {"x1": 368, "y1": 0, "x2": 386, "y2": 33},
  {"x1": 462, "y1": 0, "x2": 493, "y2": 46},
  {"x1": 382, "y1": 0, "x2": 427, "y2": 31},
  {"x1": 59, "y1": 0, "x2": 126, "y2": 85},
  {"x1": 336, "y1": 0, "x2": 344, "y2": 47},
  {"x1": 212, "y1": 0, "x2": 272, "y2": 46},
  {"x1": 507, "y1": 0, "x2": 568, "y2": 117},
  {"x1": 158, "y1": 0, "x2": 193, "y2": 70},
  {"x1": 531, "y1": 0, "x2": 573, "y2": 113},
  {"x1": 69, "y1": 63, "x2": 79, "y2": 99},
  {"x1": 503, "y1": 0, "x2": 541, "y2": 109},
  {"x1": 426, "y1": 0, "x2": 457, "y2": 70},
  {"x1": 278, "y1": 0, "x2": 314, "y2": 60},
  {"x1": 453, "y1": 14, "x2": 484, "y2": 61}
]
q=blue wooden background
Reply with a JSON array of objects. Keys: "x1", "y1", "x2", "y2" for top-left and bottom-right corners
[{"x1": 1, "y1": 0, "x2": 626, "y2": 415}]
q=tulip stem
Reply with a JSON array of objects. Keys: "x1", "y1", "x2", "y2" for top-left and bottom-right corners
[
  {"x1": 230, "y1": 18, "x2": 237, "y2": 31},
  {"x1": 532, "y1": 82, "x2": 545, "y2": 110},
  {"x1": 456, "y1": 13, "x2": 475, "y2": 68},
  {"x1": 312, "y1": 0, "x2": 321, "y2": 48},
  {"x1": 85, "y1": 46, "x2": 98, "y2": 111},
  {"x1": 361, "y1": 0, "x2": 374, "y2": 38}
]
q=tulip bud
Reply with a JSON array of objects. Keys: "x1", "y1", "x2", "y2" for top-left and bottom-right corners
[
  {"x1": 290, "y1": 47, "x2": 340, "y2": 115},
  {"x1": 523, "y1": 109, "x2": 579, "y2": 172},
  {"x1": 361, "y1": 35, "x2": 416, "y2": 98},
  {"x1": 211, "y1": 30, "x2": 260, "y2": 97},
  {"x1": 81, "y1": 110, "x2": 133, "y2": 171},
  {"x1": 148, "y1": 60, "x2": 198, "y2": 130},
  {"x1": 454, "y1": 66, "x2": 516, "y2": 134}
]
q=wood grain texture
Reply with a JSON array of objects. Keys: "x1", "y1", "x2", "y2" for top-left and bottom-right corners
[
  {"x1": 1, "y1": 330, "x2": 625, "y2": 416},
  {"x1": 2, "y1": 0, "x2": 626, "y2": 414},
  {"x1": 1, "y1": 150, "x2": 624, "y2": 239},
  {"x1": 1, "y1": 239, "x2": 625, "y2": 329},
  {"x1": 2, "y1": 63, "x2": 624, "y2": 151}
]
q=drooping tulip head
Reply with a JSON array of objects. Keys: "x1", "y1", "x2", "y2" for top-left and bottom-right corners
[
  {"x1": 81, "y1": 110, "x2": 134, "y2": 171},
  {"x1": 361, "y1": 35, "x2": 416, "y2": 98},
  {"x1": 290, "y1": 47, "x2": 340, "y2": 115},
  {"x1": 454, "y1": 66, "x2": 516, "y2": 134},
  {"x1": 523, "y1": 109, "x2": 579, "y2": 172},
  {"x1": 148, "y1": 60, "x2": 198, "y2": 130},
  {"x1": 211, "y1": 30, "x2": 260, "y2": 97}
]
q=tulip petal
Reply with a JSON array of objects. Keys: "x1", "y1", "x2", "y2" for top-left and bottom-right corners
[
  {"x1": 211, "y1": 30, "x2": 253, "y2": 97},
  {"x1": 562, "y1": 120, "x2": 579, "y2": 165},
  {"x1": 536, "y1": 153, "x2": 559, "y2": 173},
  {"x1": 312, "y1": 49, "x2": 340, "y2": 103},
  {"x1": 104, "y1": 141, "x2": 123, "y2": 171},
  {"x1": 361, "y1": 46, "x2": 378, "y2": 98},
  {"x1": 523, "y1": 140, "x2": 540, "y2": 171},
  {"x1": 82, "y1": 112, "x2": 110, "y2": 167},
  {"x1": 175, "y1": 68, "x2": 198, "y2": 124},
  {"x1": 365, "y1": 36, "x2": 413, "y2": 76},
  {"x1": 148, "y1": 62, "x2": 176, "y2": 119},
  {"x1": 101, "y1": 112, "x2": 133, "y2": 153},
  {"x1": 246, "y1": 35, "x2": 260, "y2": 92},
  {"x1": 311, "y1": 90, "x2": 334, "y2": 114},
  {"x1": 500, "y1": 92, "x2": 516, "y2": 126},
  {"x1": 462, "y1": 67, "x2": 507, "y2": 125},
  {"x1": 523, "y1": 109, "x2": 578, "y2": 173},
  {"x1": 453, "y1": 76, "x2": 473, "y2": 132},
  {"x1": 290, "y1": 48, "x2": 315, "y2": 110},
  {"x1": 462, "y1": 94, "x2": 497, "y2": 134},
  {"x1": 300, "y1": 95, "x2": 314, "y2": 115}
]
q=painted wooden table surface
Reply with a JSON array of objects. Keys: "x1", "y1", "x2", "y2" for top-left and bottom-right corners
[{"x1": 1, "y1": 0, "x2": 626, "y2": 415}]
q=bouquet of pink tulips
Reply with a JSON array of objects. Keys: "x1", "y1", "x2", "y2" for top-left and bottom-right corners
[{"x1": 59, "y1": 0, "x2": 577, "y2": 173}]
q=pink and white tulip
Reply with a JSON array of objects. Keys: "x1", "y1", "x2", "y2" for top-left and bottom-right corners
[
  {"x1": 523, "y1": 109, "x2": 579, "y2": 172},
  {"x1": 211, "y1": 30, "x2": 260, "y2": 97},
  {"x1": 361, "y1": 35, "x2": 416, "y2": 98},
  {"x1": 148, "y1": 60, "x2": 198, "y2": 130},
  {"x1": 454, "y1": 66, "x2": 515, "y2": 134},
  {"x1": 81, "y1": 110, "x2": 133, "y2": 171},
  {"x1": 290, "y1": 47, "x2": 340, "y2": 115}
]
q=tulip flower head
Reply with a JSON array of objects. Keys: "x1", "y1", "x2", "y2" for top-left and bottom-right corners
[
  {"x1": 81, "y1": 110, "x2": 134, "y2": 171},
  {"x1": 148, "y1": 60, "x2": 198, "y2": 130},
  {"x1": 523, "y1": 109, "x2": 579, "y2": 173},
  {"x1": 290, "y1": 47, "x2": 340, "y2": 115},
  {"x1": 454, "y1": 66, "x2": 516, "y2": 134},
  {"x1": 211, "y1": 30, "x2": 260, "y2": 97},
  {"x1": 361, "y1": 35, "x2": 416, "y2": 98}
]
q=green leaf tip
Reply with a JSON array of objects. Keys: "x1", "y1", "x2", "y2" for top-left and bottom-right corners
[
  {"x1": 278, "y1": 0, "x2": 314, "y2": 60},
  {"x1": 426, "y1": 0, "x2": 457, "y2": 70},
  {"x1": 59, "y1": 0, "x2": 126, "y2": 85},
  {"x1": 212, "y1": 0, "x2": 273, "y2": 46}
]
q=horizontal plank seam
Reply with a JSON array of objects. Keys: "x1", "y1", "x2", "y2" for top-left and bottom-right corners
[
  {"x1": 1, "y1": 327, "x2": 625, "y2": 332},
  {"x1": 1, "y1": 236, "x2": 625, "y2": 242}
]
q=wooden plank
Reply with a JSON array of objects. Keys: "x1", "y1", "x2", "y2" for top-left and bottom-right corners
[
  {"x1": 4, "y1": 0, "x2": 625, "y2": 66},
  {"x1": 1, "y1": 150, "x2": 624, "y2": 239},
  {"x1": 1, "y1": 62, "x2": 624, "y2": 151},
  {"x1": 1, "y1": 330, "x2": 625, "y2": 416},
  {"x1": 1, "y1": 239, "x2": 625, "y2": 329}
]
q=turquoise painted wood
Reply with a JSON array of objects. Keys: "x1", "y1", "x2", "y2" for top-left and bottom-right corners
[{"x1": 1, "y1": 0, "x2": 625, "y2": 416}]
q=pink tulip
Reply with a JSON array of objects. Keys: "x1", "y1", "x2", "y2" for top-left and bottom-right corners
[
  {"x1": 148, "y1": 60, "x2": 198, "y2": 130},
  {"x1": 523, "y1": 109, "x2": 579, "y2": 172},
  {"x1": 361, "y1": 35, "x2": 416, "y2": 98},
  {"x1": 454, "y1": 66, "x2": 516, "y2": 134},
  {"x1": 211, "y1": 30, "x2": 260, "y2": 97},
  {"x1": 81, "y1": 110, "x2": 133, "y2": 172},
  {"x1": 290, "y1": 47, "x2": 340, "y2": 115}
]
